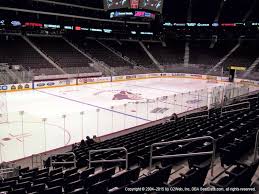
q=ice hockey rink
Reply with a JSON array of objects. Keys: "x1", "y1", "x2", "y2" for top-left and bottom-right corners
[{"x1": 0, "y1": 77, "x2": 249, "y2": 162}]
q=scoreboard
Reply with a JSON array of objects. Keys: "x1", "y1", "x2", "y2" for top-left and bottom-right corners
[
  {"x1": 110, "y1": 10, "x2": 156, "y2": 20},
  {"x1": 103, "y1": 0, "x2": 130, "y2": 10},
  {"x1": 130, "y1": 0, "x2": 139, "y2": 9},
  {"x1": 139, "y1": 0, "x2": 163, "y2": 12},
  {"x1": 104, "y1": 0, "x2": 163, "y2": 13}
]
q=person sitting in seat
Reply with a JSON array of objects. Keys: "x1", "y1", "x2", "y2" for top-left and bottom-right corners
[
  {"x1": 170, "y1": 113, "x2": 178, "y2": 121},
  {"x1": 79, "y1": 139, "x2": 86, "y2": 148},
  {"x1": 86, "y1": 136, "x2": 95, "y2": 146},
  {"x1": 93, "y1": 135, "x2": 100, "y2": 143},
  {"x1": 224, "y1": 95, "x2": 228, "y2": 103}
]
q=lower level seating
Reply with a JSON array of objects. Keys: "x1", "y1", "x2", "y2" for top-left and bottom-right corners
[{"x1": 1, "y1": 93, "x2": 258, "y2": 193}]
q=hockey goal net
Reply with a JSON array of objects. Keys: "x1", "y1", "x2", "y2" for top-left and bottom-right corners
[{"x1": 0, "y1": 92, "x2": 8, "y2": 123}]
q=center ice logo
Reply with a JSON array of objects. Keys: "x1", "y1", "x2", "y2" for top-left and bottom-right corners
[
  {"x1": 113, "y1": 91, "x2": 143, "y2": 100},
  {"x1": 93, "y1": 90, "x2": 143, "y2": 100}
]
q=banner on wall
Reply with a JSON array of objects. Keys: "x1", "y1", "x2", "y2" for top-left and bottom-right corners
[
  {"x1": 18, "y1": 84, "x2": 23, "y2": 90},
  {"x1": 239, "y1": 79, "x2": 256, "y2": 85},
  {"x1": 219, "y1": 77, "x2": 229, "y2": 81},
  {"x1": 0, "y1": 85, "x2": 8, "y2": 91},
  {"x1": 34, "y1": 79, "x2": 76, "y2": 89},
  {"x1": 86, "y1": 78, "x2": 95, "y2": 83},
  {"x1": 0, "y1": 83, "x2": 32, "y2": 92},
  {"x1": 94, "y1": 77, "x2": 111, "y2": 83},
  {"x1": 148, "y1": 73, "x2": 161, "y2": 77},
  {"x1": 126, "y1": 75, "x2": 137, "y2": 80},
  {"x1": 77, "y1": 77, "x2": 111, "y2": 84},
  {"x1": 113, "y1": 76, "x2": 126, "y2": 81},
  {"x1": 161, "y1": 73, "x2": 169, "y2": 77},
  {"x1": 24, "y1": 84, "x2": 30, "y2": 89},
  {"x1": 207, "y1": 75, "x2": 217, "y2": 80},
  {"x1": 1, "y1": 73, "x2": 259, "y2": 92},
  {"x1": 58, "y1": 79, "x2": 74, "y2": 85},
  {"x1": 171, "y1": 73, "x2": 185, "y2": 77},
  {"x1": 78, "y1": 78, "x2": 88, "y2": 84},
  {"x1": 184, "y1": 74, "x2": 203, "y2": 79},
  {"x1": 34, "y1": 72, "x2": 102, "y2": 81},
  {"x1": 189, "y1": 74, "x2": 203, "y2": 79},
  {"x1": 136, "y1": 74, "x2": 147, "y2": 79},
  {"x1": 11, "y1": 85, "x2": 16, "y2": 90}
]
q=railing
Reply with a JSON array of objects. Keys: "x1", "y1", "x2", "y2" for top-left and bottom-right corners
[
  {"x1": 89, "y1": 147, "x2": 128, "y2": 170},
  {"x1": 210, "y1": 165, "x2": 233, "y2": 184},
  {"x1": 0, "y1": 167, "x2": 18, "y2": 179},
  {"x1": 50, "y1": 152, "x2": 76, "y2": 169},
  {"x1": 185, "y1": 109, "x2": 210, "y2": 121},
  {"x1": 149, "y1": 136, "x2": 216, "y2": 176},
  {"x1": 221, "y1": 101, "x2": 250, "y2": 116},
  {"x1": 239, "y1": 95, "x2": 259, "y2": 103},
  {"x1": 254, "y1": 129, "x2": 259, "y2": 162},
  {"x1": 32, "y1": 154, "x2": 43, "y2": 169}
]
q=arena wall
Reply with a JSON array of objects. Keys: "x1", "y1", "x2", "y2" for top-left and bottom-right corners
[{"x1": 0, "y1": 73, "x2": 259, "y2": 93}]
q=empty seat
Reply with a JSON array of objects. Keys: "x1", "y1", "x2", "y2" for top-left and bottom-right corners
[
  {"x1": 64, "y1": 180, "x2": 83, "y2": 193},
  {"x1": 68, "y1": 188, "x2": 86, "y2": 194},
  {"x1": 29, "y1": 183, "x2": 46, "y2": 193},
  {"x1": 14, "y1": 181, "x2": 31, "y2": 191},
  {"x1": 43, "y1": 186, "x2": 62, "y2": 194},
  {"x1": 88, "y1": 179, "x2": 109, "y2": 194},
  {"x1": 47, "y1": 178, "x2": 64, "y2": 188},
  {"x1": 80, "y1": 168, "x2": 95, "y2": 180},
  {"x1": 84, "y1": 167, "x2": 115, "y2": 189},
  {"x1": 49, "y1": 167, "x2": 63, "y2": 177}
]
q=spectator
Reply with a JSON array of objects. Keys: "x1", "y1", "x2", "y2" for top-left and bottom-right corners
[
  {"x1": 170, "y1": 113, "x2": 178, "y2": 121},
  {"x1": 79, "y1": 139, "x2": 86, "y2": 148},
  {"x1": 86, "y1": 136, "x2": 95, "y2": 146},
  {"x1": 224, "y1": 95, "x2": 228, "y2": 103}
]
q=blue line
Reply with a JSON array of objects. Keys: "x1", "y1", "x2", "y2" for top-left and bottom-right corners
[{"x1": 36, "y1": 89, "x2": 151, "y2": 122}]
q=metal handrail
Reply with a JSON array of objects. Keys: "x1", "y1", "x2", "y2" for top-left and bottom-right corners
[
  {"x1": 185, "y1": 110, "x2": 210, "y2": 121},
  {"x1": 239, "y1": 96, "x2": 259, "y2": 102},
  {"x1": 0, "y1": 167, "x2": 17, "y2": 179},
  {"x1": 0, "y1": 168, "x2": 15, "y2": 173},
  {"x1": 89, "y1": 147, "x2": 128, "y2": 170},
  {"x1": 253, "y1": 129, "x2": 259, "y2": 162},
  {"x1": 50, "y1": 152, "x2": 76, "y2": 168},
  {"x1": 149, "y1": 136, "x2": 216, "y2": 176},
  {"x1": 222, "y1": 101, "x2": 250, "y2": 109},
  {"x1": 0, "y1": 167, "x2": 15, "y2": 171},
  {"x1": 221, "y1": 101, "x2": 250, "y2": 116},
  {"x1": 32, "y1": 154, "x2": 43, "y2": 169},
  {"x1": 0, "y1": 169, "x2": 14, "y2": 174},
  {"x1": 210, "y1": 165, "x2": 232, "y2": 182}
]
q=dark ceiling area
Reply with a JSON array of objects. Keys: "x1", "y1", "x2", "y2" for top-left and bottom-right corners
[
  {"x1": 0, "y1": 0, "x2": 259, "y2": 40},
  {"x1": 1, "y1": 0, "x2": 259, "y2": 23}
]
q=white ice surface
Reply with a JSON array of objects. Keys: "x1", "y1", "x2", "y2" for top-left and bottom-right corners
[{"x1": 0, "y1": 78, "x2": 226, "y2": 162}]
